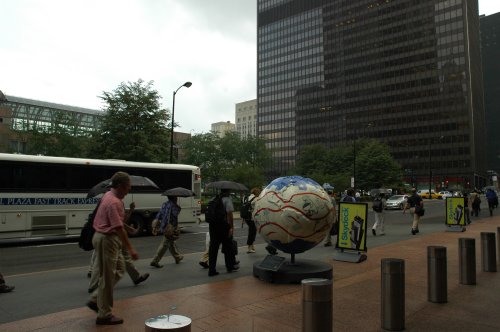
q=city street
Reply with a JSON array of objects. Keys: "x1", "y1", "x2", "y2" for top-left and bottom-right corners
[{"x1": 0, "y1": 198, "x2": 483, "y2": 324}]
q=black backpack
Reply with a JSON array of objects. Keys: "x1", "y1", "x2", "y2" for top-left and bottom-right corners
[
  {"x1": 78, "y1": 201, "x2": 101, "y2": 251},
  {"x1": 372, "y1": 197, "x2": 383, "y2": 212},
  {"x1": 240, "y1": 195, "x2": 255, "y2": 220},
  {"x1": 205, "y1": 195, "x2": 226, "y2": 224}
]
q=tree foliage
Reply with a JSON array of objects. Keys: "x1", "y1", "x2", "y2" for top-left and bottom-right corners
[
  {"x1": 293, "y1": 139, "x2": 402, "y2": 191},
  {"x1": 181, "y1": 131, "x2": 272, "y2": 189},
  {"x1": 88, "y1": 79, "x2": 170, "y2": 162}
]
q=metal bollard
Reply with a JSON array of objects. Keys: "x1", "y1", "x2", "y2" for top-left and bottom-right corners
[
  {"x1": 427, "y1": 246, "x2": 447, "y2": 303},
  {"x1": 381, "y1": 258, "x2": 405, "y2": 331},
  {"x1": 497, "y1": 227, "x2": 500, "y2": 263},
  {"x1": 459, "y1": 238, "x2": 476, "y2": 285},
  {"x1": 481, "y1": 232, "x2": 497, "y2": 272},
  {"x1": 302, "y1": 278, "x2": 332, "y2": 332}
]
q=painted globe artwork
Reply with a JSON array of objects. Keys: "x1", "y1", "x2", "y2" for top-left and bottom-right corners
[{"x1": 253, "y1": 176, "x2": 334, "y2": 254}]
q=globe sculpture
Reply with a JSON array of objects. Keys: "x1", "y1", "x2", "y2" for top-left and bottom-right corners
[{"x1": 253, "y1": 176, "x2": 334, "y2": 254}]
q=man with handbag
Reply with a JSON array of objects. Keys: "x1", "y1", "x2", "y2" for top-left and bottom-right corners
[
  {"x1": 150, "y1": 196, "x2": 184, "y2": 268},
  {"x1": 403, "y1": 188, "x2": 424, "y2": 235},
  {"x1": 208, "y1": 189, "x2": 239, "y2": 276}
]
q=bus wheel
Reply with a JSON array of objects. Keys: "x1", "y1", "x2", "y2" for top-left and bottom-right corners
[{"x1": 128, "y1": 214, "x2": 145, "y2": 237}]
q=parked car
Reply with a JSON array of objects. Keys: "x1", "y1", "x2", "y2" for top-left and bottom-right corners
[
  {"x1": 437, "y1": 191, "x2": 453, "y2": 199},
  {"x1": 417, "y1": 189, "x2": 439, "y2": 199},
  {"x1": 385, "y1": 195, "x2": 408, "y2": 210}
]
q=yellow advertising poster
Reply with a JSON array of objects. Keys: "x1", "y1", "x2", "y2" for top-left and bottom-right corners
[
  {"x1": 445, "y1": 197, "x2": 466, "y2": 226},
  {"x1": 337, "y1": 202, "x2": 368, "y2": 252}
]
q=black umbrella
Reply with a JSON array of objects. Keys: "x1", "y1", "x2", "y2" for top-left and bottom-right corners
[
  {"x1": 87, "y1": 175, "x2": 160, "y2": 198},
  {"x1": 205, "y1": 181, "x2": 248, "y2": 192},
  {"x1": 162, "y1": 187, "x2": 195, "y2": 197}
]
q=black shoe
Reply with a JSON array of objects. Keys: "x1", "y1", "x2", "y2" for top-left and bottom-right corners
[
  {"x1": 0, "y1": 285, "x2": 14, "y2": 293},
  {"x1": 150, "y1": 262, "x2": 163, "y2": 268},
  {"x1": 86, "y1": 301, "x2": 98, "y2": 313},
  {"x1": 88, "y1": 286, "x2": 97, "y2": 294},
  {"x1": 324, "y1": 242, "x2": 332, "y2": 247},
  {"x1": 199, "y1": 261, "x2": 209, "y2": 269},
  {"x1": 411, "y1": 229, "x2": 416, "y2": 235},
  {"x1": 208, "y1": 271, "x2": 219, "y2": 277},
  {"x1": 265, "y1": 246, "x2": 277, "y2": 255},
  {"x1": 134, "y1": 273, "x2": 150, "y2": 285},
  {"x1": 87, "y1": 272, "x2": 91, "y2": 278},
  {"x1": 96, "y1": 315, "x2": 123, "y2": 325},
  {"x1": 372, "y1": 229, "x2": 376, "y2": 236},
  {"x1": 227, "y1": 265, "x2": 240, "y2": 273}
]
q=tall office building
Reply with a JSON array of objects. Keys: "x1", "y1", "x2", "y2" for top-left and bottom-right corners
[
  {"x1": 235, "y1": 99, "x2": 257, "y2": 138},
  {"x1": 480, "y1": 12, "x2": 500, "y2": 175},
  {"x1": 257, "y1": 0, "x2": 486, "y2": 189}
]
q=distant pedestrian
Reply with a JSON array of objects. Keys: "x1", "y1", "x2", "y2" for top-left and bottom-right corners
[
  {"x1": 242, "y1": 187, "x2": 261, "y2": 253},
  {"x1": 150, "y1": 196, "x2": 184, "y2": 268},
  {"x1": 324, "y1": 190, "x2": 338, "y2": 246},
  {"x1": 463, "y1": 192, "x2": 471, "y2": 224},
  {"x1": 208, "y1": 189, "x2": 239, "y2": 277},
  {"x1": 86, "y1": 171, "x2": 139, "y2": 326},
  {"x1": 486, "y1": 189, "x2": 497, "y2": 217},
  {"x1": 342, "y1": 188, "x2": 357, "y2": 203},
  {"x1": 0, "y1": 272, "x2": 14, "y2": 293},
  {"x1": 470, "y1": 191, "x2": 481, "y2": 217},
  {"x1": 371, "y1": 193, "x2": 386, "y2": 236},
  {"x1": 403, "y1": 188, "x2": 423, "y2": 235}
]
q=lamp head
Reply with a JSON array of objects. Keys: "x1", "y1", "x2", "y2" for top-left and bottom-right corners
[{"x1": 184, "y1": 82, "x2": 192, "y2": 88}]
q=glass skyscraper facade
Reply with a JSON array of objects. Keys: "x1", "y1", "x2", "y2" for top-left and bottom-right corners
[
  {"x1": 257, "y1": 0, "x2": 486, "y2": 189},
  {"x1": 480, "y1": 13, "x2": 500, "y2": 175}
]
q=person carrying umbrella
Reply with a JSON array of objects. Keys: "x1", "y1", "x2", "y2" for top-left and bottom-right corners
[{"x1": 150, "y1": 195, "x2": 184, "y2": 268}]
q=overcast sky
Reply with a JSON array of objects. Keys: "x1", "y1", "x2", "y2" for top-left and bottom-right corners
[{"x1": 0, "y1": 0, "x2": 498, "y2": 134}]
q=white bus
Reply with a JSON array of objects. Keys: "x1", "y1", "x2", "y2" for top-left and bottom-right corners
[{"x1": 0, "y1": 153, "x2": 201, "y2": 241}]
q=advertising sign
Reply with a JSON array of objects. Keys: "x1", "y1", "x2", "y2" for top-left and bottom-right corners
[
  {"x1": 337, "y1": 202, "x2": 368, "y2": 252},
  {"x1": 445, "y1": 197, "x2": 466, "y2": 226}
]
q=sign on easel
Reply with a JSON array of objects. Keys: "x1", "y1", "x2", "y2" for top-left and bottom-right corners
[
  {"x1": 333, "y1": 202, "x2": 368, "y2": 263},
  {"x1": 445, "y1": 197, "x2": 466, "y2": 232}
]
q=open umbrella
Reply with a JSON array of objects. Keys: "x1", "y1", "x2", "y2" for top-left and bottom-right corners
[
  {"x1": 162, "y1": 187, "x2": 195, "y2": 197},
  {"x1": 87, "y1": 175, "x2": 160, "y2": 198},
  {"x1": 205, "y1": 181, "x2": 248, "y2": 192}
]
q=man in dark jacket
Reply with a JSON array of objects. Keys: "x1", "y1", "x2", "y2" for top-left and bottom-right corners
[{"x1": 403, "y1": 188, "x2": 423, "y2": 235}]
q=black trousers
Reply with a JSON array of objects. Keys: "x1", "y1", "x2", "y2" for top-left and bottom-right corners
[
  {"x1": 246, "y1": 219, "x2": 257, "y2": 245},
  {"x1": 208, "y1": 226, "x2": 235, "y2": 273}
]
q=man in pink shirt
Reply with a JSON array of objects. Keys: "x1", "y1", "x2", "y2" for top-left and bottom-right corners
[{"x1": 86, "y1": 171, "x2": 138, "y2": 325}]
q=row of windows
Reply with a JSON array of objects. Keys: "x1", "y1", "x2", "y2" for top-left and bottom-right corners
[
  {"x1": 259, "y1": 35, "x2": 323, "y2": 64},
  {"x1": 259, "y1": 7, "x2": 322, "y2": 35},
  {"x1": 259, "y1": 54, "x2": 323, "y2": 78},
  {"x1": 258, "y1": 44, "x2": 323, "y2": 68},
  {"x1": 0, "y1": 162, "x2": 192, "y2": 192},
  {"x1": 259, "y1": 26, "x2": 322, "y2": 50}
]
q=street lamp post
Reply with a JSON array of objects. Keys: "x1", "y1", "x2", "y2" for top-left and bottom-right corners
[{"x1": 170, "y1": 81, "x2": 192, "y2": 163}]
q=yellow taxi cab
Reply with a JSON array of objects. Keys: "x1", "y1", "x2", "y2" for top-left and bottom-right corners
[{"x1": 417, "y1": 189, "x2": 439, "y2": 199}]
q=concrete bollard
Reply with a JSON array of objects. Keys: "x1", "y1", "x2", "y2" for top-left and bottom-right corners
[
  {"x1": 427, "y1": 246, "x2": 447, "y2": 303},
  {"x1": 302, "y1": 278, "x2": 333, "y2": 332},
  {"x1": 459, "y1": 238, "x2": 476, "y2": 285},
  {"x1": 381, "y1": 258, "x2": 405, "y2": 331},
  {"x1": 481, "y1": 232, "x2": 497, "y2": 272}
]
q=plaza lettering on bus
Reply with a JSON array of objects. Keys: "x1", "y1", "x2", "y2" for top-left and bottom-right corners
[{"x1": 0, "y1": 198, "x2": 99, "y2": 205}]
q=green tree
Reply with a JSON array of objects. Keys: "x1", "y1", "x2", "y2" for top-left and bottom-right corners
[
  {"x1": 182, "y1": 132, "x2": 272, "y2": 188},
  {"x1": 88, "y1": 79, "x2": 170, "y2": 162},
  {"x1": 294, "y1": 139, "x2": 402, "y2": 191}
]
